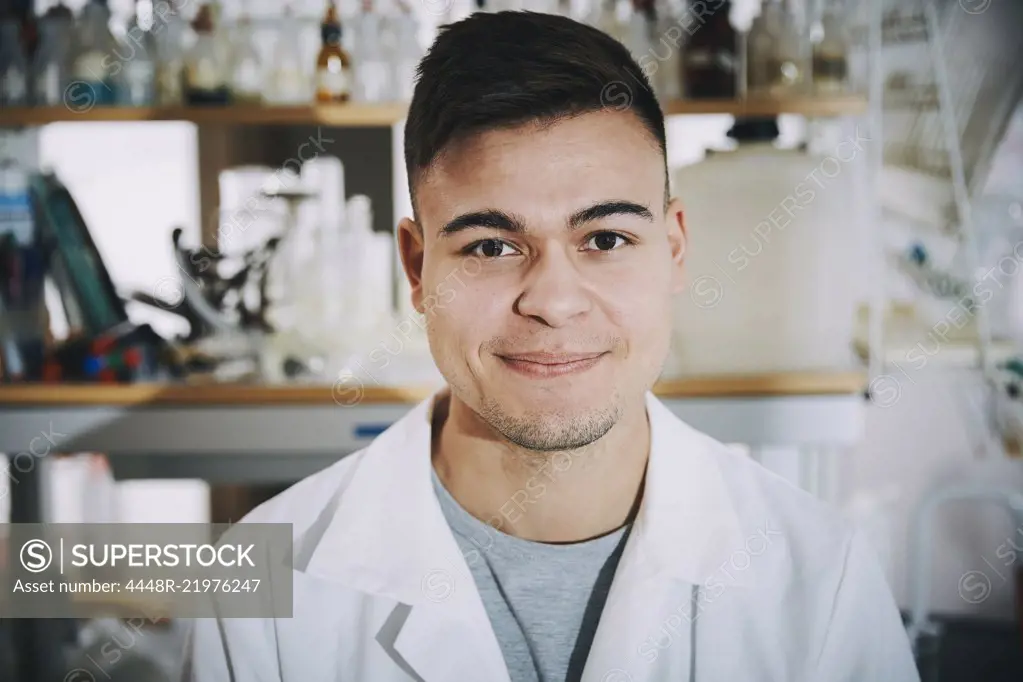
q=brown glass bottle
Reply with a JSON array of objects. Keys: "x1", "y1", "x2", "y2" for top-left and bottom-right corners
[
  {"x1": 681, "y1": 0, "x2": 738, "y2": 99},
  {"x1": 316, "y1": 1, "x2": 352, "y2": 103}
]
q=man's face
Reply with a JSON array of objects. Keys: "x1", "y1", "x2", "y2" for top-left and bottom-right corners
[{"x1": 398, "y1": 110, "x2": 686, "y2": 451}]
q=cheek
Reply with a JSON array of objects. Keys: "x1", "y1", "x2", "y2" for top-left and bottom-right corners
[{"x1": 601, "y1": 261, "x2": 674, "y2": 332}]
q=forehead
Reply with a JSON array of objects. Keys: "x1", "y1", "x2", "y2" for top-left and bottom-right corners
[{"x1": 417, "y1": 110, "x2": 664, "y2": 229}]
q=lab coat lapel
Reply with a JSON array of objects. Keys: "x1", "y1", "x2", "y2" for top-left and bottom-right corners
[
  {"x1": 581, "y1": 393, "x2": 748, "y2": 682},
  {"x1": 293, "y1": 390, "x2": 510, "y2": 682}
]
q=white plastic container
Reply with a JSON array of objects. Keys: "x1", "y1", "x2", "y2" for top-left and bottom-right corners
[{"x1": 668, "y1": 120, "x2": 866, "y2": 375}]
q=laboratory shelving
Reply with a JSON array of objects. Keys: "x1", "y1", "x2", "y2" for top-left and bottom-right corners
[
  {"x1": 0, "y1": 370, "x2": 868, "y2": 405},
  {"x1": 0, "y1": 95, "x2": 869, "y2": 128}
]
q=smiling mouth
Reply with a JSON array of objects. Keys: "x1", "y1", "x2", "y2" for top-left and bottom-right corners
[{"x1": 496, "y1": 352, "x2": 608, "y2": 378}]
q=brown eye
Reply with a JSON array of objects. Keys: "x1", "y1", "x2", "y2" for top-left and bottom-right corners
[
  {"x1": 587, "y1": 232, "x2": 627, "y2": 252},
  {"x1": 468, "y1": 239, "x2": 516, "y2": 258}
]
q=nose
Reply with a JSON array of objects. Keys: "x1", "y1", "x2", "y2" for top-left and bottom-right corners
[{"x1": 514, "y1": 248, "x2": 592, "y2": 327}]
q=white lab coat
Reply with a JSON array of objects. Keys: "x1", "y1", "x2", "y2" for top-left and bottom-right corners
[{"x1": 182, "y1": 390, "x2": 920, "y2": 682}]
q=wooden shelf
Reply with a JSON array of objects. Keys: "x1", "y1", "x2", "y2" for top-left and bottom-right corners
[
  {"x1": 0, "y1": 95, "x2": 867, "y2": 128},
  {"x1": 662, "y1": 94, "x2": 868, "y2": 117},
  {"x1": 0, "y1": 103, "x2": 410, "y2": 127},
  {"x1": 0, "y1": 371, "x2": 866, "y2": 407}
]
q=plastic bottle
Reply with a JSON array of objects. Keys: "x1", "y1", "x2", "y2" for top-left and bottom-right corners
[
  {"x1": 0, "y1": 20, "x2": 29, "y2": 107},
  {"x1": 669, "y1": 118, "x2": 863, "y2": 374}
]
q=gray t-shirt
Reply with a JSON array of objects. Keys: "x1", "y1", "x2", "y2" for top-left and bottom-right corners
[{"x1": 431, "y1": 467, "x2": 630, "y2": 682}]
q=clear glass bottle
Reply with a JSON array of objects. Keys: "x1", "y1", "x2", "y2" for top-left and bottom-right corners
[
  {"x1": 266, "y1": 6, "x2": 312, "y2": 105},
  {"x1": 118, "y1": 0, "x2": 158, "y2": 106},
  {"x1": 744, "y1": 3, "x2": 777, "y2": 95},
  {"x1": 70, "y1": 0, "x2": 120, "y2": 106},
  {"x1": 811, "y1": 0, "x2": 850, "y2": 94},
  {"x1": 390, "y1": 5, "x2": 421, "y2": 102},
  {"x1": 750, "y1": 0, "x2": 807, "y2": 96},
  {"x1": 153, "y1": 0, "x2": 187, "y2": 105},
  {"x1": 316, "y1": 1, "x2": 352, "y2": 103},
  {"x1": 31, "y1": 16, "x2": 72, "y2": 106},
  {"x1": 353, "y1": 0, "x2": 393, "y2": 103},
  {"x1": 184, "y1": 3, "x2": 230, "y2": 105},
  {"x1": 0, "y1": 20, "x2": 30, "y2": 107},
  {"x1": 229, "y1": 7, "x2": 265, "y2": 105}
]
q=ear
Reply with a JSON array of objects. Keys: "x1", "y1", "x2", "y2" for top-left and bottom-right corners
[
  {"x1": 665, "y1": 197, "x2": 687, "y2": 294},
  {"x1": 397, "y1": 216, "x2": 426, "y2": 313}
]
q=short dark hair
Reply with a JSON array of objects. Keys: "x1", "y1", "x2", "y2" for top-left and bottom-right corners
[{"x1": 404, "y1": 10, "x2": 668, "y2": 223}]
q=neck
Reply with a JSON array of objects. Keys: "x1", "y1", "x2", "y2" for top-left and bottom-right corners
[{"x1": 431, "y1": 391, "x2": 650, "y2": 544}]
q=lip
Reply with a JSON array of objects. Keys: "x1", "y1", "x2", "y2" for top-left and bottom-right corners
[{"x1": 496, "y1": 351, "x2": 608, "y2": 378}]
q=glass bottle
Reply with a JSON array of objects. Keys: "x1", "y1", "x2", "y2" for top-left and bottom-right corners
[
  {"x1": 31, "y1": 16, "x2": 72, "y2": 106},
  {"x1": 681, "y1": 0, "x2": 737, "y2": 99},
  {"x1": 353, "y1": 0, "x2": 393, "y2": 103},
  {"x1": 744, "y1": 3, "x2": 776, "y2": 95},
  {"x1": 749, "y1": 0, "x2": 806, "y2": 96},
  {"x1": 266, "y1": 5, "x2": 312, "y2": 105},
  {"x1": 118, "y1": 0, "x2": 158, "y2": 106},
  {"x1": 390, "y1": 4, "x2": 422, "y2": 102},
  {"x1": 0, "y1": 20, "x2": 29, "y2": 107},
  {"x1": 70, "y1": 0, "x2": 120, "y2": 106},
  {"x1": 229, "y1": 7, "x2": 265, "y2": 105},
  {"x1": 183, "y1": 3, "x2": 230, "y2": 105},
  {"x1": 811, "y1": 0, "x2": 850, "y2": 93},
  {"x1": 153, "y1": 0, "x2": 187, "y2": 105},
  {"x1": 316, "y1": 1, "x2": 352, "y2": 103}
]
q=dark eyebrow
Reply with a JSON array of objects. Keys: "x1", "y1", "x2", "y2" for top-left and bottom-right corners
[{"x1": 438, "y1": 201, "x2": 654, "y2": 237}]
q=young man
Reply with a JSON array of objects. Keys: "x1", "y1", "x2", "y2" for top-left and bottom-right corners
[{"x1": 183, "y1": 11, "x2": 919, "y2": 682}]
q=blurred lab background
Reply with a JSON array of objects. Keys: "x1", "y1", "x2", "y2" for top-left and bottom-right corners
[{"x1": 0, "y1": 0, "x2": 1022, "y2": 680}]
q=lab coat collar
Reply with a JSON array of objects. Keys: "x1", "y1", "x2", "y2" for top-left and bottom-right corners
[{"x1": 296, "y1": 388, "x2": 748, "y2": 601}]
